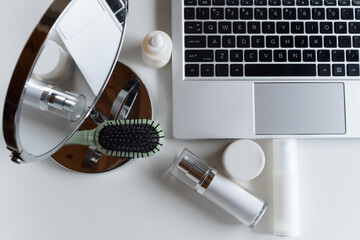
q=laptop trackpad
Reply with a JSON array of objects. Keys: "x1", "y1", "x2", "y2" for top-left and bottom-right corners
[{"x1": 254, "y1": 83, "x2": 346, "y2": 135}]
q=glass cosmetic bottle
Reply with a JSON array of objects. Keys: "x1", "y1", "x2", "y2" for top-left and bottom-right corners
[{"x1": 169, "y1": 149, "x2": 268, "y2": 228}]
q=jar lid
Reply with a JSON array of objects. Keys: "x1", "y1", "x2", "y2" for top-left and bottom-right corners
[{"x1": 222, "y1": 140, "x2": 265, "y2": 181}]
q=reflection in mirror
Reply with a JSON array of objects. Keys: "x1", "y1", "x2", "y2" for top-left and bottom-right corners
[{"x1": 9, "y1": 0, "x2": 128, "y2": 161}]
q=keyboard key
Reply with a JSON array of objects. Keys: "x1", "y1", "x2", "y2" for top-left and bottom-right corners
[
  {"x1": 185, "y1": 22, "x2": 203, "y2": 33},
  {"x1": 245, "y1": 50, "x2": 258, "y2": 62},
  {"x1": 339, "y1": 0, "x2": 351, "y2": 5},
  {"x1": 233, "y1": 22, "x2": 246, "y2": 33},
  {"x1": 226, "y1": 8, "x2": 239, "y2": 19},
  {"x1": 106, "y1": 0, "x2": 123, "y2": 12},
  {"x1": 339, "y1": 36, "x2": 351, "y2": 47},
  {"x1": 277, "y1": 22, "x2": 290, "y2": 33},
  {"x1": 216, "y1": 50, "x2": 229, "y2": 61},
  {"x1": 297, "y1": 0, "x2": 310, "y2": 4},
  {"x1": 347, "y1": 64, "x2": 360, "y2": 76},
  {"x1": 213, "y1": 0, "x2": 226, "y2": 5},
  {"x1": 241, "y1": 0, "x2": 254, "y2": 5},
  {"x1": 199, "y1": 0, "x2": 211, "y2": 5},
  {"x1": 346, "y1": 50, "x2": 359, "y2": 61},
  {"x1": 267, "y1": 36, "x2": 280, "y2": 47},
  {"x1": 262, "y1": 22, "x2": 276, "y2": 33},
  {"x1": 324, "y1": 36, "x2": 337, "y2": 47},
  {"x1": 255, "y1": 0, "x2": 267, "y2": 4},
  {"x1": 295, "y1": 36, "x2": 308, "y2": 47},
  {"x1": 252, "y1": 36, "x2": 265, "y2": 47},
  {"x1": 216, "y1": 64, "x2": 229, "y2": 76},
  {"x1": 318, "y1": 50, "x2": 331, "y2": 61},
  {"x1": 185, "y1": 36, "x2": 207, "y2": 48},
  {"x1": 223, "y1": 36, "x2": 236, "y2": 47},
  {"x1": 327, "y1": 8, "x2": 339, "y2": 19},
  {"x1": 320, "y1": 22, "x2": 333, "y2": 33},
  {"x1": 349, "y1": 22, "x2": 360, "y2": 33},
  {"x1": 303, "y1": 50, "x2": 316, "y2": 61},
  {"x1": 292, "y1": 22, "x2": 304, "y2": 33},
  {"x1": 288, "y1": 50, "x2": 302, "y2": 61},
  {"x1": 230, "y1": 64, "x2": 244, "y2": 76},
  {"x1": 325, "y1": 0, "x2": 337, "y2": 5},
  {"x1": 208, "y1": 36, "x2": 221, "y2": 47},
  {"x1": 310, "y1": 36, "x2": 323, "y2": 47},
  {"x1": 356, "y1": 8, "x2": 360, "y2": 19},
  {"x1": 333, "y1": 64, "x2": 346, "y2": 76},
  {"x1": 248, "y1": 22, "x2": 261, "y2": 33},
  {"x1": 269, "y1": 8, "x2": 282, "y2": 19},
  {"x1": 211, "y1": 8, "x2": 224, "y2": 19},
  {"x1": 353, "y1": 0, "x2": 360, "y2": 5},
  {"x1": 306, "y1": 22, "x2": 319, "y2": 33},
  {"x1": 259, "y1": 50, "x2": 273, "y2": 61},
  {"x1": 313, "y1": 8, "x2": 325, "y2": 19},
  {"x1": 335, "y1": 22, "x2": 347, "y2": 33},
  {"x1": 281, "y1": 36, "x2": 294, "y2": 47},
  {"x1": 283, "y1": 0, "x2": 296, "y2": 5},
  {"x1": 227, "y1": 0, "x2": 240, "y2": 5},
  {"x1": 197, "y1": 8, "x2": 210, "y2": 19},
  {"x1": 354, "y1": 36, "x2": 360, "y2": 46},
  {"x1": 185, "y1": 8, "x2": 195, "y2": 19},
  {"x1": 255, "y1": 8, "x2": 268, "y2": 19},
  {"x1": 274, "y1": 50, "x2": 287, "y2": 62},
  {"x1": 332, "y1": 50, "x2": 345, "y2": 61},
  {"x1": 185, "y1": 0, "x2": 197, "y2": 5},
  {"x1": 240, "y1": 8, "x2": 253, "y2": 19},
  {"x1": 298, "y1": 8, "x2": 311, "y2": 19},
  {"x1": 185, "y1": 64, "x2": 199, "y2": 76},
  {"x1": 185, "y1": 50, "x2": 214, "y2": 62},
  {"x1": 230, "y1": 50, "x2": 243, "y2": 61},
  {"x1": 238, "y1": 36, "x2": 251, "y2": 47},
  {"x1": 318, "y1": 64, "x2": 331, "y2": 76},
  {"x1": 311, "y1": 0, "x2": 323, "y2": 5},
  {"x1": 342, "y1": 8, "x2": 354, "y2": 19},
  {"x1": 284, "y1": 8, "x2": 297, "y2": 19},
  {"x1": 219, "y1": 22, "x2": 232, "y2": 33},
  {"x1": 201, "y1": 64, "x2": 214, "y2": 76},
  {"x1": 245, "y1": 64, "x2": 316, "y2": 76},
  {"x1": 115, "y1": 9, "x2": 126, "y2": 23},
  {"x1": 204, "y1": 22, "x2": 217, "y2": 33},
  {"x1": 269, "y1": 0, "x2": 282, "y2": 5}
]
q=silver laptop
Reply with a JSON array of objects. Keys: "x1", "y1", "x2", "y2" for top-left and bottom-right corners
[{"x1": 172, "y1": 0, "x2": 360, "y2": 139}]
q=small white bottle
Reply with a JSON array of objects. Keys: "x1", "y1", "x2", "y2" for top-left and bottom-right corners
[
  {"x1": 23, "y1": 79, "x2": 86, "y2": 122},
  {"x1": 169, "y1": 149, "x2": 267, "y2": 228},
  {"x1": 142, "y1": 31, "x2": 172, "y2": 68}
]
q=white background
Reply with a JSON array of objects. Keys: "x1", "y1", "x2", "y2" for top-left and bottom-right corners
[{"x1": 1, "y1": 0, "x2": 360, "y2": 239}]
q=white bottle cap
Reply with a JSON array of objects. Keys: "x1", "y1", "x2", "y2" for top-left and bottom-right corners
[
  {"x1": 142, "y1": 30, "x2": 172, "y2": 68},
  {"x1": 147, "y1": 33, "x2": 166, "y2": 54},
  {"x1": 222, "y1": 140, "x2": 265, "y2": 181},
  {"x1": 33, "y1": 40, "x2": 72, "y2": 83}
]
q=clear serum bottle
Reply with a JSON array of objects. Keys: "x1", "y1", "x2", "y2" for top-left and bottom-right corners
[{"x1": 169, "y1": 149, "x2": 267, "y2": 228}]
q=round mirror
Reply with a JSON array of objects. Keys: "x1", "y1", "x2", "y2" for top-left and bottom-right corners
[{"x1": 3, "y1": 0, "x2": 128, "y2": 163}]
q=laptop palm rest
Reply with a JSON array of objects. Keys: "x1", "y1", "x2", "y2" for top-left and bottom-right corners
[{"x1": 254, "y1": 83, "x2": 346, "y2": 135}]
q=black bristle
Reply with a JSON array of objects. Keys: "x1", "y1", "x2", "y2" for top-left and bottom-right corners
[{"x1": 98, "y1": 120, "x2": 163, "y2": 157}]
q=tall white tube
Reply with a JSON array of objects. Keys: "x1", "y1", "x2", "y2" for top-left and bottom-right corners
[{"x1": 273, "y1": 139, "x2": 300, "y2": 237}]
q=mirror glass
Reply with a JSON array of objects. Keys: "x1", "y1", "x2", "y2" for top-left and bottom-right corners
[{"x1": 5, "y1": 0, "x2": 128, "y2": 162}]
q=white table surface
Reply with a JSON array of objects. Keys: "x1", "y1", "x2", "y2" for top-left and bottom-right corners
[{"x1": 1, "y1": 0, "x2": 360, "y2": 239}]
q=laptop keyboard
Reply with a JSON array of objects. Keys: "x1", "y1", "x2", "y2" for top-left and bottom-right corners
[{"x1": 183, "y1": 0, "x2": 360, "y2": 78}]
